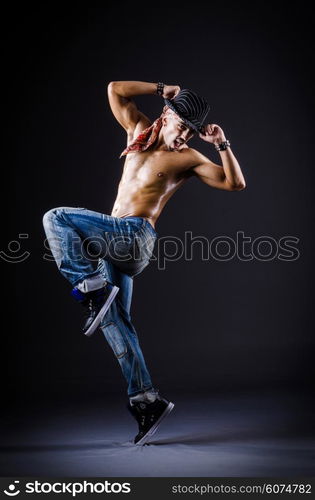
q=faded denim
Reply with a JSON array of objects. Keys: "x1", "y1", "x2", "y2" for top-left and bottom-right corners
[{"x1": 43, "y1": 207, "x2": 158, "y2": 396}]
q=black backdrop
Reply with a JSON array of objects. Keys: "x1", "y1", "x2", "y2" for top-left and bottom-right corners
[{"x1": 5, "y1": 5, "x2": 315, "y2": 404}]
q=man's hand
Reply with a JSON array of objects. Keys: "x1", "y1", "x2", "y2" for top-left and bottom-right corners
[
  {"x1": 199, "y1": 124, "x2": 226, "y2": 145},
  {"x1": 162, "y1": 85, "x2": 181, "y2": 100}
]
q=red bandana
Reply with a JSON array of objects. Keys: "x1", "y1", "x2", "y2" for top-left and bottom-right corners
[{"x1": 119, "y1": 115, "x2": 164, "y2": 158}]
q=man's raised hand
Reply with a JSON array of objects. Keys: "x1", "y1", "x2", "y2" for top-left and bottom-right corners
[
  {"x1": 162, "y1": 85, "x2": 181, "y2": 100},
  {"x1": 199, "y1": 124, "x2": 226, "y2": 144}
]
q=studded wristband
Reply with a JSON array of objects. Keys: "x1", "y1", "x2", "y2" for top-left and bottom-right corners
[
  {"x1": 214, "y1": 140, "x2": 231, "y2": 151},
  {"x1": 156, "y1": 82, "x2": 165, "y2": 96}
]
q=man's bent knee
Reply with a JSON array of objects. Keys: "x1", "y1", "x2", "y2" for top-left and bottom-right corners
[
  {"x1": 42, "y1": 207, "x2": 75, "y2": 228},
  {"x1": 43, "y1": 207, "x2": 58, "y2": 229}
]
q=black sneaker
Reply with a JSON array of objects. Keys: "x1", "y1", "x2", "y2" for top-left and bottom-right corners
[
  {"x1": 127, "y1": 394, "x2": 174, "y2": 445},
  {"x1": 71, "y1": 282, "x2": 119, "y2": 336}
]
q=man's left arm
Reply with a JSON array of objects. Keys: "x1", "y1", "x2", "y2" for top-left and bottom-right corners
[{"x1": 190, "y1": 124, "x2": 246, "y2": 191}]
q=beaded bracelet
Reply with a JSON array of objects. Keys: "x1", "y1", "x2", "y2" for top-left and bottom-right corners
[
  {"x1": 156, "y1": 82, "x2": 164, "y2": 96},
  {"x1": 214, "y1": 140, "x2": 231, "y2": 151}
]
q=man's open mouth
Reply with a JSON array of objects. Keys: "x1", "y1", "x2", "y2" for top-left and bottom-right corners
[{"x1": 174, "y1": 139, "x2": 183, "y2": 149}]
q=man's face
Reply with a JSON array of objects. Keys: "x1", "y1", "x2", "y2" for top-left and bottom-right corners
[{"x1": 162, "y1": 110, "x2": 195, "y2": 151}]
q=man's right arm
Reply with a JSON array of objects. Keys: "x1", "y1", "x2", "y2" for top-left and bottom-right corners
[
  {"x1": 107, "y1": 81, "x2": 180, "y2": 138},
  {"x1": 107, "y1": 81, "x2": 157, "y2": 137}
]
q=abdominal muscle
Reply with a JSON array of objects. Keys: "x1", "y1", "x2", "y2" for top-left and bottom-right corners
[{"x1": 111, "y1": 188, "x2": 164, "y2": 229}]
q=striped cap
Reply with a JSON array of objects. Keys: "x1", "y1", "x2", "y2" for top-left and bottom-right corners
[{"x1": 164, "y1": 89, "x2": 210, "y2": 133}]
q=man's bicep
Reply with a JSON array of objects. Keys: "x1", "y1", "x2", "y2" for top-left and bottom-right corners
[
  {"x1": 107, "y1": 88, "x2": 138, "y2": 130},
  {"x1": 107, "y1": 84, "x2": 150, "y2": 133},
  {"x1": 191, "y1": 157, "x2": 231, "y2": 190},
  {"x1": 193, "y1": 163, "x2": 223, "y2": 185}
]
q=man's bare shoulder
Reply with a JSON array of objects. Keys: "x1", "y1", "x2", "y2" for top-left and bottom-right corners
[
  {"x1": 169, "y1": 146, "x2": 215, "y2": 181},
  {"x1": 161, "y1": 147, "x2": 202, "y2": 181},
  {"x1": 176, "y1": 146, "x2": 205, "y2": 168},
  {"x1": 184, "y1": 146, "x2": 221, "y2": 171},
  {"x1": 185, "y1": 146, "x2": 206, "y2": 162}
]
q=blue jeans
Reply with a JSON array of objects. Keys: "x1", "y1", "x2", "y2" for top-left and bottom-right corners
[{"x1": 42, "y1": 207, "x2": 158, "y2": 397}]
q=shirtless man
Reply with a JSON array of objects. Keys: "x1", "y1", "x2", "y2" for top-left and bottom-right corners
[
  {"x1": 42, "y1": 80, "x2": 246, "y2": 445},
  {"x1": 110, "y1": 81, "x2": 245, "y2": 227}
]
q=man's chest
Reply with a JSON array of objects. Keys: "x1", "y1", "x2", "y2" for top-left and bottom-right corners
[{"x1": 121, "y1": 150, "x2": 195, "y2": 185}]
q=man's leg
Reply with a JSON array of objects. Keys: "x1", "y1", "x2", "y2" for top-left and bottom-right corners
[
  {"x1": 98, "y1": 258, "x2": 174, "y2": 445},
  {"x1": 42, "y1": 207, "x2": 142, "y2": 335},
  {"x1": 98, "y1": 258, "x2": 155, "y2": 398},
  {"x1": 43, "y1": 207, "x2": 174, "y2": 443},
  {"x1": 42, "y1": 207, "x2": 138, "y2": 288}
]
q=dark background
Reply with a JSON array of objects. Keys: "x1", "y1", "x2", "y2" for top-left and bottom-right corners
[{"x1": 4, "y1": 5, "x2": 315, "y2": 406}]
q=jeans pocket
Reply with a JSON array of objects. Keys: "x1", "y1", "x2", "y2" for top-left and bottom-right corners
[{"x1": 101, "y1": 321, "x2": 127, "y2": 359}]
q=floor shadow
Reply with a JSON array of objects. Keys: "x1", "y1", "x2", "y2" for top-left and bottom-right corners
[
  {"x1": 0, "y1": 440, "x2": 134, "y2": 453},
  {"x1": 1, "y1": 420, "x2": 313, "y2": 452},
  {"x1": 147, "y1": 426, "x2": 313, "y2": 446}
]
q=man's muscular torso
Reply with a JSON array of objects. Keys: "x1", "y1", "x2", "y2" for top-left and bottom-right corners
[
  {"x1": 111, "y1": 148, "x2": 197, "y2": 228},
  {"x1": 111, "y1": 147, "x2": 197, "y2": 229}
]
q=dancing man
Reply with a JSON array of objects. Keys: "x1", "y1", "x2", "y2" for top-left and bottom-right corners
[{"x1": 42, "y1": 80, "x2": 246, "y2": 445}]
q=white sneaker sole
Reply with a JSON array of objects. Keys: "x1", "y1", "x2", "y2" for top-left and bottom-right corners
[
  {"x1": 135, "y1": 401, "x2": 175, "y2": 446},
  {"x1": 84, "y1": 285, "x2": 119, "y2": 337}
]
